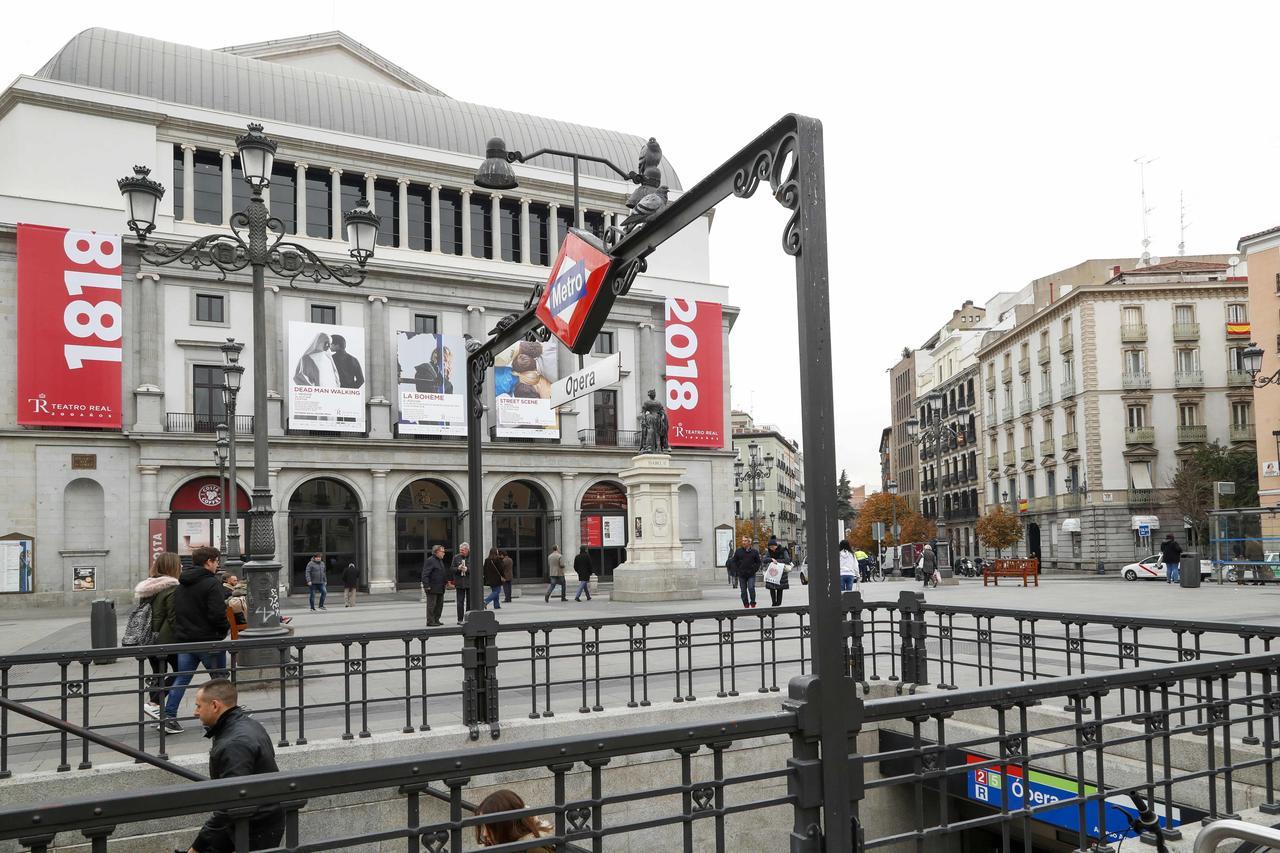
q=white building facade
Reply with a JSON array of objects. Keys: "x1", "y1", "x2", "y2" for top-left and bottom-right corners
[{"x1": 0, "y1": 29, "x2": 737, "y2": 606}]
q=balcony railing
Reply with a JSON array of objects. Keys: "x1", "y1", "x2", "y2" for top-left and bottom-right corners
[
  {"x1": 164, "y1": 413, "x2": 254, "y2": 434},
  {"x1": 1231, "y1": 422, "x2": 1256, "y2": 443},
  {"x1": 986, "y1": 456, "x2": 1000, "y2": 471},
  {"x1": 1001, "y1": 450, "x2": 1015, "y2": 466},
  {"x1": 1128, "y1": 487, "x2": 1155, "y2": 506},
  {"x1": 1001, "y1": 407, "x2": 1013, "y2": 422},
  {"x1": 1019, "y1": 446, "x2": 1034, "y2": 462},
  {"x1": 1059, "y1": 333, "x2": 1074, "y2": 352},
  {"x1": 1017, "y1": 356, "x2": 1031, "y2": 374},
  {"x1": 1037, "y1": 389, "x2": 1052, "y2": 408},
  {"x1": 1000, "y1": 366, "x2": 1012, "y2": 384},
  {"x1": 1037, "y1": 346, "x2": 1051, "y2": 365},
  {"x1": 1018, "y1": 398, "x2": 1032, "y2": 415},
  {"x1": 1120, "y1": 323, "x2": 1148, "y2": 342},
  {"x1": 1062, "y1": 431, "x2": 1078, "y2": 451},
  {"x1": 577, "y1": 429, "x2": 641, "y2": 448},
  {"x1": 1039, "y1": 438, "x2": 1055, "y2": 456},
  {"x1": 1177, "y1": 424, "x2": 1208, "y2": 443},
  {"x1": 1228, "y1": 369, "x2": 1253, "y2": 387},
  {"x1": 984, "y1": 373, "x2": 996, "y2": 391},
  {"x1": 1174, "y1": 369, "x2": 1204, "y2": 388},
  {"x1": 1172, "y1": 322, "x2": 1200, "y2": 340},
  {"x1": 1125, "y1": 426, "x2": 1155, "y2": 444},
  {"x1": 1122, "y1": 371, "x2": 1151, "y2": 390},
  {"x1": 1060, "y1": 377, "x2": 1077, "y2": 398}
]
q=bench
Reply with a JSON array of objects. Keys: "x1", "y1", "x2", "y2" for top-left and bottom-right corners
[{"x1": 983, "y1": 558, "x2": 1039, "y2": 587}]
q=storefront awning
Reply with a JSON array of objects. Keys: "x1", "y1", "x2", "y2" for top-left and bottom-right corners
[
  {"x1": 1060, "y1": 518, "x2": 1081, "y2": 533},
  {"x1": 1130, "y1": 514, "x2": 1160, "y2": 530}
]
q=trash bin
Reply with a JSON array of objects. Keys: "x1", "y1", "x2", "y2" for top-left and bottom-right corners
[
  {"x1": 1179, "y1": 553, "x2": 1200, "y2": 589},
  {"x1": 90, "y1": 598, "x2": 118, "y2": 662}
]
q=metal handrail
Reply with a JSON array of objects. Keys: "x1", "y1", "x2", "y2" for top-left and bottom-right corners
[
  {"x1": 1192, "y1": 819, "x2": 1280, "y2": 853},
  {"x1": 916, "y1": 601, "x2": 1280, "y2": 639}
]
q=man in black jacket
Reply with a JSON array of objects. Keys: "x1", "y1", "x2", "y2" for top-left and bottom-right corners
[
  {"x1": 1160, "y1": 533, "x2": 1184, "y2": 584},
  {"x1": 729, "y1": 536, "x2": 762, "y2": 608},
  {"x1": 186, "y1": 679, "x2": 284, "y2": 853},
  {"x1": 330, "y1": 334, "x2": 364, "y2": 389},
  {"x1": 422, "y1": 544, "x2": 447, "y2": 626},
  {"x1": 162, "y1": 546, "x2": 231, "y2": 733}
]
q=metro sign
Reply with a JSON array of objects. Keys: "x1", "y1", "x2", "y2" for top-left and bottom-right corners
[{"x1": 536, "y1": 229, "x2": 615, "y2": 355}]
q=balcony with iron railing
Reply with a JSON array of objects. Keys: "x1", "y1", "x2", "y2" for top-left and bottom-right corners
[
  {"x1": 1039, "y1": 438, "x2": 1055, "y2": 456},
  {"x1": 1128, "y1": 488, "x2": 1154, "y2": 506},
  {"x1": 1059, "y1": 333, "x2": 1074, "y2": 352},
  {"x1": 1000, "y1": 366, "x2": 1013, "y2": 384},
  {"x1": 1019, "y1": 446, "x2": 1034, "y2": 462},
  {"x1": 1172, "y1": 322, "x2": 1200, "y2": 341},
  {"x1": 1018, "y1": 398, "x2": 1032, "y2": 415},
  {"x1": 1122, "y1": 371, "x2": 1151, "y2": 390},
  {"x1": 1228, "y1": 369, "x2": 1253, "y2": 388},
  {"x1": 577, "y1": 429, "x2": 641, "y2": 448},
  {"x1": 1001, "y1": 407, "x2": 1013, "y2": 422},
  {"x1": 1174, "y1": 369, "x2": 1204, "y2": 388},
  {"x1": 1177, "y1": 424, "x2": 1208, "y2": 444},
  {"x1": 984, "y1": 373, "x2": 996, "y2": 391},
  {"x1": 1231, "y1": 422, "x2": 1256, "y2": 443},
  {"x1": 1125, "y1": 426, "x2": 1155, "y2": 444},
  {"x1": 1038, "y1": 389, "x2": 1052, "y2": 409},
  {"x1": 1002, "y1": 450, "x2": 1016, "y2": 466},
  {"x1": 1120, "y1": 323, "x2": 1147, "y2": 342},
  {"x1": 1060, "y1": 377, "x2": 1077, "y2": 398},
  {"x1": 986, "y1": 455, "x2": 1000, "y2": 471},
  {"x1": 1017, "y1": 356, "x2": 1031, "y2": 374},
  {"x1": 1037, "y1": 346, "x2": 1051, "y2": 365},
  {"x1": 165, "y1": 413, "x2": 254, "y2": 434},
  {"x1": 1062, "y1": 432, "x2": 1078, "y2": 451}
]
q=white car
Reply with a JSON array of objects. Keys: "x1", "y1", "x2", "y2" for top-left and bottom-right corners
[{"x1": 1121, "y1": 555, "x2": 1212, "y2": 582}]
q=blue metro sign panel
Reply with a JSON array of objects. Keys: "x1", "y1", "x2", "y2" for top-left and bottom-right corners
[{"x1": 536, "y1": 229, "x2": 614, "y2": 354}]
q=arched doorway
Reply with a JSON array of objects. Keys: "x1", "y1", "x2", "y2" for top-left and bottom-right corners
[
  {"x1": 395, "y1": 479, "x2": 461, "y2": 589},
  {"x1": 289, "y1": 478, "x2": 363, "y2": 593},
  {"x1": 168, "y1": 476, "x2": 250, "y2": 564},
  {"x1": 492, "y1": 480, "x2": 551, "y2": 583},
  {"x1": 581, "y1": 481, "x2": 628, "y2": 579},
  {"x1": 1027, "y1": 522, "x2": 1042, "y2": 565}
]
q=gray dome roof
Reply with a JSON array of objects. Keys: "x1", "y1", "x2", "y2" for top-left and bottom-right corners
[{"x1": 36, "y1": 28, "x2": 681, "y2": 190}]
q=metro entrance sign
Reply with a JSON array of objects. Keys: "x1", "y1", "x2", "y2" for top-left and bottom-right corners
[{"x1": 535, "y1": 229, "x2": 614, "y2": 355}]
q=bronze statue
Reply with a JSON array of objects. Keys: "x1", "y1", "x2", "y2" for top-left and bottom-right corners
[{"x1": 638, "y1": 389, "x2": 669, "y2": 454}]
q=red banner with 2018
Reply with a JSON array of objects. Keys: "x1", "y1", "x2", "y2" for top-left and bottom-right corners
[
  {"x1": 664, "y1": 298, "x2": 724, "y2": 448},
  {"x1": 17, "y1": 224, "x2": 123, "y2": 428}
]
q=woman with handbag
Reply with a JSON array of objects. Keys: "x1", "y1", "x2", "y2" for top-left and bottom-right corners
[
  {"x1": 763, "y1": 536, "x2": 791, "y2": 606},
  {"x1": 128, "y1": 552, "x2": 181, "y2": 720}
]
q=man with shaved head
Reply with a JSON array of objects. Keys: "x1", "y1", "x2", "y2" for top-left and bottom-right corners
[{"x1": 185, "y1": 679, "x2": 283, "y2": 852}]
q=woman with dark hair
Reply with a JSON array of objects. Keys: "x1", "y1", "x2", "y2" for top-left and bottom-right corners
[
  {"x1": 475, "y1": 789, "x2": 552, "y2": 850},
  {"x1": 483, "y1": 548, "x2": 505, "y2": 610},
  {"x1": 838, "y1": 539, "x2": 858, "y2": 592}
]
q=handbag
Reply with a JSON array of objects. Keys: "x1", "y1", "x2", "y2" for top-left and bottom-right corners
[{"x1": 763, "y1": 562, "x2": 784, "y2": 587}]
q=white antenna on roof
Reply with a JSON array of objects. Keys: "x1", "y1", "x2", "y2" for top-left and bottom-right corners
[
  {"x1": 1135, "y1": 156, "x2": 1158, "y2": 265},
  {"x1": 1177, "y1": 191, "x2": 1191, "y2": 257}
]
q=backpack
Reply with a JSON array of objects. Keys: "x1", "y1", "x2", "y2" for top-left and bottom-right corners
[{"x1": 121, "y1": 599, "x2": 155, "y2": 646}]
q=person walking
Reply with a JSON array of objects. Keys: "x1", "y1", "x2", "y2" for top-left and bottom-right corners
[
  {"x1": 451, "y1": 542, "x2": 471, "y2": 624},
  {"x1": 920, "y1": 544, "x2": 938, "y2": 587},
  {"x1": 730, "y1": 536, "x2": 762, "y2": 608},
  {"x1": 131, "y1": 552, "x2": 180, "y2": 720},
  {"x1": 184, "y1": 679, "x2": 284, "y2": 853},
  {"x1": 545, "y1": 545, "x2": 567, "y2": 602},
  {"x1": 500, "y1": 549, "x2": 515, "y2": 602},
  {"x1": 161, "y1": 546, "x2": 230, "y2": 733},
  {"x1": 483, "y1": 548, "x2": 505, "y2": 609},
  {"x1": 342, "y1": 562, "x2": 360, "y2": 607},
  {"x1": 839, "y1": 540, "x2": 858, "y2": 592},
  {"x1": 422, "y1": 544, "x2": 447, "y2": 626},
  {"x1": 573, "y1": 546, "x2": 594, "y2": 601},
  {"x1": 1160, "y1": 533, "x2": 1183, "y2": 584},
  {"x1": 763, "y1": 535, "x2": 792, "y2": 607},
  {"x1": 305, "y1": 552, "x2": 327, "y2": 611}
]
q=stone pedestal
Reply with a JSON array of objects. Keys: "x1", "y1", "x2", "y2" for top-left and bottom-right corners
[{"x1": 610, "y1": 454, "x2": 702, "y2": 602}]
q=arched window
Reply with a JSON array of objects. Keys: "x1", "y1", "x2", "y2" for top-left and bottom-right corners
[
  {"x1": 581, "y1": 482, "x2": 628, "y2": 579},
  {"x1": 493, "y1": 480, "x2": 550, "y2": 581},
  {"x1": 289, "y1": 478, "x2": 361, "y2": 591},
  {"x1": 64, "y1": 479, "x2": 104, "y2": 551}
]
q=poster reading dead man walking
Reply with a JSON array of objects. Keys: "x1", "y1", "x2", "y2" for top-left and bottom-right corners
[
  {"x1": 397, "y1": 331, "x2": 466, "y2": 435},
  {"x1": 288, "y1": 320, "x2": 366, "y2": 433},
  {"x1": 493, "y1": 338, "x2": 560, "y2": 438}
]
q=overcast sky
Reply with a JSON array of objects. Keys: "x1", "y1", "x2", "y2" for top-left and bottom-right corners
[{"x1": 5, "y1": 1, "x2": 1280, "y2": 492}]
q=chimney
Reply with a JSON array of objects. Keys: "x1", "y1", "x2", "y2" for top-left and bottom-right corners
[{"x1": 1112, "y1": 265, "x2": 1121, "y2": 278}]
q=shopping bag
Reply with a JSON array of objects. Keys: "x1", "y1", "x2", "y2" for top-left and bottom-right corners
[{"x1": 764, "y1": 562, "x2": 784, "y2": 587}]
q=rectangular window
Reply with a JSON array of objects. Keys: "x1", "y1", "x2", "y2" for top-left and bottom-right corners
[
  {"x1": 1175, "y1": 304, "x2": 1195, "y2": 324},
  {"x1": 1176, "y1": 347, "x2": 1200, "y2": 372},
  {"x1": 195, "y1": 293, "x2": 225, "y2": 324},
  {"x1": 1233, "y1": 400, "x2": 1253, "y2": 426},
  {"x1": 1025, "y1": 473, "x2": 1036, "y2": 501},
  {"x1": 374, "y1": 178, "x2": 399, "y2": 248},
  {"x1": 584, "y1": 210, "x2": 606, "y2": 241},
  {"x1": 1040, "y1": 366, "x2": 1050, "y2": 391},
  {"x1": 311, "y1": 304, "x2": 337, "y2": 325},
  {"x1": 1124, "y1": 349, "x2": 1147, "y2": 373},
  {"x1": 438, "y1": 188, "x2": 463, "y2": 255},
  {"x1": 406, "y1": 184, "x2": 430, "y2": 251},
  {"x1": 1062, "y1": 358, "x2": 1075, "y2": 381},
  {"x1": 269, "y1": 163, "x2": 297, "y2": 235},
  {"x1": 1020, "y1": 342, "x2": 1029, "y2": 359},
  {"x1": 173, "y1": 145, "x2": 185, "y2": 220},
  {"x1": 1040, "y1": 330, "x2": 1050, "y2": 348},
  {"x1": 593, "y1": 388, "x2": 619, "y2": 438},
  {"x1": 529, "y1": 202, "x2": 551, "y2": 265},
  {"x1": 193, "y1": 365, "x2": 226, "y2": 430},
  {"x1": 1122, "y1": 305, "x2": 1144, "y2": 325},
  {"x1": 306, "y1": 170, "x2": 332, "y2": 239},
  {"x1": 594, "y1": 330, "x2": 615, "y2": 354},
  {"x1": 1129, "y1": 462, "x2": 1154, "y2": 490},
  {"x1": 1062, "y1": 317, "x2": 1073, "y2": 337},
  {"x1": 1178, "y1": 403, "x2": 1199, "y2": 427},
  {"x1": 1229, "y1": 346, "x2": 1247, "y2": 371},
  {"x1": 556, "y1": 206, "x2": 574, "y2": 249},
  {"x1": 1228, "y1": 303, "x2": 1249, "y2": 323},
  {"x1": 413, "y1": 314, "x2": 438, "y2": 335},
  {"x1": 469, "y1": 191, "x2": 493, "y2": 258},
  {"x1": 1067, "y1": 410, "x2": 1077, "y2": 433},
  {"x1": 339, "y1": 173, "x2": 363, "y2": 229},
  {"x1": 1046, "y1": 470, "x2": 1056, "y2": 496},
  {"x1": 191, "y1": 149, "x2": 223, "y2": 225},
  {"x1": 1126, "y1": 405, "x2": 1146, "y2": 429},
  {"x1": 499, "y1": 197, "x2": 522, "y2": 262}
]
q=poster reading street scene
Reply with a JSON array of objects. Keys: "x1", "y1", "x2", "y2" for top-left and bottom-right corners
[
  {"x1": 493, "y1": 338, "x2": 560, "y2": 438},
  {"x1": 397, "y1": 331, "x2": 466, "y2": 436},
  {"x1": 287, "y1": 321, "x2": 367, "y2": 433}
]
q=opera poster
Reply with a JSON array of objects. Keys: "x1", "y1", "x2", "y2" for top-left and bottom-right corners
[
  {"x1": 493, "y1": 338, "x2": 560, "y2": 438},
  {"x1": 397, "y1": 331, "x2": 466, "y2": 436},
  {"x1": 287, "y1": 321, "x2": 366, "y2": 433}
]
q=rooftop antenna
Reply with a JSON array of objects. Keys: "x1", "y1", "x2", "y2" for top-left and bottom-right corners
[
  {"x1": 1135, "y1": 156, "x2": 1157, "y2": 265},
  {"x1": 1177, "y1": 191, "x2": 1191, "y2": 257}
]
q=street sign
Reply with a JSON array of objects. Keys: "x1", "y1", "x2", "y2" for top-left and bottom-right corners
[
  {"x1": 535, "y1": 229, "x2": 615, "y2": 355},
  {"x1": 871, "y1": 522, "x2": 886, "y2": 540},
  {"x1": 550, "y1": 352, "x2": 621, "y2": 409},
  {"x1": 1138, "y1": 523, "x2": 1151, "y2": 538}
]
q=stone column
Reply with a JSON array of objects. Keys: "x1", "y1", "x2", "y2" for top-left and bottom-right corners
[
  {"x1": 364, "y1": 173, "x2": 377, "y2": 205},
  {"x1": 368, "y1": 295, "x2": 391, "y2": 439},
  {"x1": 560, "y1": 472, "x2": 579, "y2": 584},
  {"x1": 220, "y1": 150, "x2": 235, "y2": 225},
  {"x1": 519, "y1": 197, "x2": 531, "y2": 263},
  {"x1": 330, "y1": 168, "x2": 343, "y2": 240},
  {"x1": 133, "y1": 273, "x2": 163, "y2": 431},
  {"x1": 461, "y1": 189, "x2": 473, "y2": 257},
  {"x1": 370, "y1": 469, "x2": 394, "y2": 593},
  {"x1": 139, "y1": 465, "x2": 160, "y2": 573},
  {"x1": 429, "y1": 184, "x2": 441, "y2": 253},
  {"x1": 181, "y1": 144, "x2": 196, "y2": 222},
  {"x1": 294, "y1": 162, "x2": 308, "y2": 236},
  {"x1": 397, "y1": 178, "x2": 410, "y2": 248},
  {"x1": 637, "y1": 320, "x2": 657, "y2": 401},
  {"x1": 490, "y1": 194, "x2": 503, "y2": 260},
  {"x1": 548, "y1": 203, "x2": 560, "y2": 255},
  {"x1": 577, "y1": 206, "x2": 586, "y2": 230}
]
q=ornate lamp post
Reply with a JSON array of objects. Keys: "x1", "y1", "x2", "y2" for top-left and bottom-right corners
[
  {"x1": 906, "y1": 397, "x2": 970, "y2": 579},
  {"x1": 887, "y1": 479, "x2": 900, "y2": 574},
  {"x1": 117, "y1": 123, "x2": 379, "y2": 641},
  {"x1": 213, "y1": 432, "x2": 229, "y2": 552},
  {"x1": 219, "y1": 339, "x2": 244, "y2": 564},
  {"x1": 1243, "y1": 342, "x2": 1274, "y2": 386},
  {"x1": 734, "y1": 441, "x2": 774, "y2": 545}
]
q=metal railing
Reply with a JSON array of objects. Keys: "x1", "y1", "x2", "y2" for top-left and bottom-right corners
[
  {"x1": 164, "y1": 412, "x2": 254, "y2": 434},
  {"x1": 1122, "y1": 371, "x2": 1152, "y2": 390},
  {"x1": 1060, "y1": 377, "x2": 1077, "y2": 398},
  {"x1": 576, "y1": 428, "x2": 641, "y2": 448},
  {"x1": 1177, "y1": 424, "x2": 1208, "y2": 443},
  {"x1": 1125, "y1": 426, "x2": 1155, "y2": 444},
  {"x1": 1175, "y1": 369, "x2": 1204, "y2": 388},
  {"x1": 1172, "y1": 321, "x2": 1200, "y2": 340},
  {"x1": 1121, "y1": 322, "x2": 1148, "y2": 342}
]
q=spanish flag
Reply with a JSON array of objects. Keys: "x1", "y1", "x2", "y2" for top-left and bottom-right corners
[{"x1": 1227, "y1": 322, "x2": 1251, "y2": 336}]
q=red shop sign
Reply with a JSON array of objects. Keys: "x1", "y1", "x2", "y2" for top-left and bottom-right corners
[{"x1": 170, "y1": 477, "x2": 250, "y2": 513}]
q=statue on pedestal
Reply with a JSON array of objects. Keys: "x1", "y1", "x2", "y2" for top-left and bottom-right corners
[{"x1": 638, "y1": 389, "x2": 669, "y2": 454}]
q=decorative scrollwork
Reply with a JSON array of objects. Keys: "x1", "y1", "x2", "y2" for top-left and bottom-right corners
[
  {"x1": 567, "y1": 806, "x2": 591, "y2": 832},
  {"x1": 730, "y1": 130, "x2": 802, "y2": 255},
  {"x1": 66, "y1": 680, "x2": 86, "y2": 696},
  {"x1": 267, "y1": 241, "x2": 367, "y2": 287},
  {"x1": 677, "y1": 634, "x2": 691, "y2": 647},
  {"x1": 585, "y1": 642, "x2": 598, "y2": 654},
  {"x1": 1148, "y1": 711, "x2": 1169, "y2": 732},
  {"x1": 720, "y1": 631, "x2": 733, "y2": 643},
  {"x1": 691, "y1": 785, "x2": 716, "y2": 812},
  {"x1": 940, "y1": 626, "x2": 952, "y2": 639},
  {"x1": 1209, "y1": 702, "x2": 1230, "y2": 723},
  {"x1": 977, "y1": 630, "x2": 991, "y2": 643},
  {"x1": 468, "y1": 352, "x2": 494, "y2": 421},
  {"x1": 1120, "y1": 643, "x2": 1136, "y2": 659},
  {"x1": 631, "y1": 638, "x2": 645, "y2": 651},
  {"x1": 1020, "y1": 634, "x2": 1034, "y2": 647},
  {"x1": 921, "y1": 752, "x2": 938, "y2": 771},
  {"x1": 1068, "y1": 638, "x2": 1083, "y2": 652},
  {"x1": 801, "y1": 625, "x2": 812, "y2": 638},
  {"x1": 140, "y1": 232, "x2": 250, "y2": 280},
  {"x1": 762, "y1": 628, "x2": 775, "y2": 641},
  {"x1": 143, "y1": 674, "x2": 164, "y2": 690},
  {"x1": 1005, "y1": 735, "x2": 1025, "y2": 756},
  {"x1": 534, "y1": 646, "x2": 548, "y2": 659},
  {"x1": 407, "y1": 655, "x2": 424, "y2": 669},
  {"x1": 524, "y1": 282, "x2": 545, "y2": 310},
  {"x1": 612, "y1": 257, "x2": 648, "y2": 297},
  {"x1": 422, "y1": 829, "x2": 449, "y2": 853},
  {"x1": 346, "y1": 660, "x2": 365, "y2": 674},
  {"x1": 1081, "y1": 722, "x2": 1101, "y2": 744},
  {"x1": 523, "y1": 325, "x2": 553, "y2": 344},
  {"x1": 1180, "y1": 649, "x2": 1198, "y2": 661}
]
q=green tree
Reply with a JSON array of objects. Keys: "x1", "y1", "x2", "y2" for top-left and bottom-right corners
[
  {"x1": 1167, "y1": 441, "x2": 1258, "y2": 543},
  {"x1": 835, "y1": 469, "x2": 855, "y2": 526}
]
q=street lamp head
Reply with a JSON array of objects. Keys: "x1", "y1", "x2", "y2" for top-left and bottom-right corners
[
  {"x1": 215, "y1": 438, "x2": 229, "y2": 465},
  {"x1": 1243, "y1": 342, "x2": 1264, "y2": 378},
  {"x1": 220, "y1": 337, "x2": 244, "y2": 366},
  {"x1": 887, "y1": 479, "x2": 898, "y2": 495},
  {"x1": 1001, "y1": 491, "x2": 1009, "y2": 502},
  {"x1": 222, "y1": 362, "x2": 245, "y2": 394},
  {"x1": 215, "y1": 422, "x2": 230, "y2": 444},
  {"x1": 905, "y1": 416, "x2": 920, "y2": 438},
  {"x1": 733, "y1": 458, "x2": 744, "y2": 474},
  {"x1": 474, "y1": 137, "x2": 520, "y2": 191},
  {"x1": 343, "y1": 197, "x2": 380, "y2": 266},
  {"x1": 117, "y1": 165, "x2": 164, "y2": 239},
  {"x1": 235, "y1": 123, "x2": 277, "y2": 190},
  {"x1": 764, "y1": 452, "x2": 775, "y2": 466}
]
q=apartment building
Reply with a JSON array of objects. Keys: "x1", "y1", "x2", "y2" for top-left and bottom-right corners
[{"x1": 1239, "y1": 227, "x2": 1280, "y2": 506}]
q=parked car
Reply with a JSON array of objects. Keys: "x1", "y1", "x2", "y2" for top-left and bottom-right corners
[{"x1": 1121, "y1": 555, "x2": 1212, "y2": 582}]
